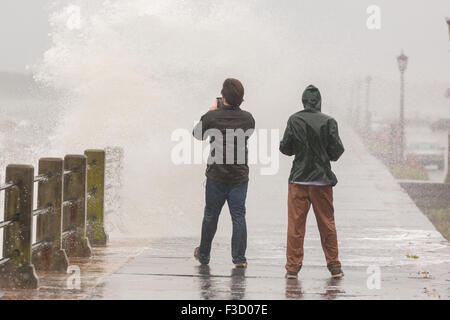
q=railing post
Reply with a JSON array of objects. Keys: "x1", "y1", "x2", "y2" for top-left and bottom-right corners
[
  {"x1": 0, "y1": 165, "x2": 39, "y2": 289},
  {"x1": 85, "y1": 149, "x2": 108, "y2": 246},
  {"x1": 62, "y1": 155, "x2": 92, "y2": 257},
  {"x1": 32, "y1": 158, "x2": 69, "y2": 271},
  {"x1": 105, "y1": 146, "x2": 124, "y2": 234}
]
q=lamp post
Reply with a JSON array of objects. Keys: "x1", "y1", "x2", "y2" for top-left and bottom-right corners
[
  {"x1": 445, "y1": 18, "x2": 450, "y2": 184},
  {"x1": 364, "y1": 76, "x2": 372, "y2": 139},
  {"x1": 397, "y1": 51, "x2": 408, "y2": 162},
  {"x1": 446, "y1": 17, "x2": 450, "y2": 40},
  {"x1": 355, "y1": 80, "x2": 362, "y2": 134},
  {"x1": 446, "y1": 18, "x2": 450, "y2": 99},
  {"x1": 347, "y1": 83, "x2": 355, "y2": 124}
]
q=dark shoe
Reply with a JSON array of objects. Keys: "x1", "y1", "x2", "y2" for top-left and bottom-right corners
[
  {"x1": 330, "y1": 268, "x2": 344, "y2": 278},
  {"x1": 194, "y1": 247, "x2": 208, "y2": 265},
  {"x1": 286, "y1": 271, "x2": 298, "y2": 279},
  {"x1": 234, "y1": 262, "x2": 248, "y2": 269}
]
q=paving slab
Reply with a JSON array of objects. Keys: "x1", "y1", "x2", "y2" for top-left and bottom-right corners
[{"x1": 91, "y1": 126, "x2": 450, "y2": 300}]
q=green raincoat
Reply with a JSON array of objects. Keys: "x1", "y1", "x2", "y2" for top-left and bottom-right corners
[{"x1": 280, "y1": 85, "x2": 345, "y2": 186}]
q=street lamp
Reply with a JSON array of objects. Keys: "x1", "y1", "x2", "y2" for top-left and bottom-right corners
[
  {"x1": 355, "y1": 80, "x2": 362, "y2": 134},
  {"x1": 446, "y1": 17, "x2": 450, "y2": 39},
  {"x1": 397, "y1": 51, "x2": 408, "y2": 162},
  {"x1": 446, "y1": 18, "x2": 450, "y2": 98},
  {"x1": 364, "y1": 76, "x2": 372, "y2": 138},
  {"x1": 445, "y1": 18, "x2": 450, "y2": 184}
]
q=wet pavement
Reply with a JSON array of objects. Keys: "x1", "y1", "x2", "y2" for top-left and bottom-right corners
[
  {"x1": 89, "y1": 239, "x2": 449, "y2": 300},
  {"x1": 91, "y1": 126, "x2": 450, "y2": 300},
  {"x1": 2, "y1": 126, "x2": 449, "y2": 300},
  {"x1": 0, "y1": 238, "x2": 148, "y2": 300}
]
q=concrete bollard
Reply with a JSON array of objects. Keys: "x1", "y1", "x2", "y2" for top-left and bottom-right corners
[
  {"x1": 62, "y1": 155, "x2": 92, "y2": 257},
  {"x1": 0, "y1": 165, "x2": 39, "y2": 289},
  {"x1": 104, "y1": 146, "x2": 124, "y2": 235},
  {"x1": 446, "y1": 132, "x2": 450, "y2": 184},
  {"x1": 32, "y1": 158, "x2": 69, "y2": 272},
  {"x1": 85, "y1": 149, "x2": 108, "y2": 246}
]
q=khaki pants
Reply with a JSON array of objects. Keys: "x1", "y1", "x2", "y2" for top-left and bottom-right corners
[{"x1": 286, "y1": 183, "x2": 341, "y2": 273}]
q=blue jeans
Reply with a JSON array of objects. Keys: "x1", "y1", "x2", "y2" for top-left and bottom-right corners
[{"x1": 198, "y1": 178, "x2": 248, "y2": 265}]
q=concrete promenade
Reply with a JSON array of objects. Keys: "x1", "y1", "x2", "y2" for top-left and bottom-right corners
[
  {"x1": 92, "y1": 126, "x2": 450, "y2": 300},
  {"x1": 1, "y1": 126, "x2": 448, "y2": 300}
]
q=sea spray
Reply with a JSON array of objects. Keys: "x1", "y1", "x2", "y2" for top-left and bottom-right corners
[{"x1": 34, "y1": 0, "x2": 305, "y2": 237}]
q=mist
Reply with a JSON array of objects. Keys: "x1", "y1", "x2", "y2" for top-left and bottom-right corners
[{"x1": 0, "y1": 0, "x2": 449, "y2": 237}]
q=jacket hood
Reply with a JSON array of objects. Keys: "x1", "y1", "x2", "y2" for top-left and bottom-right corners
[{"x1": 302, "y1": 85, "x2": 321, "y2": 112}]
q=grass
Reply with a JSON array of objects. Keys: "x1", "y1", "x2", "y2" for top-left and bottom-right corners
[
  {"x1": 365, "y1": 135, "x2": 429, "y2": 181},
  {"x1": 389, "y1": 163, "x2": 429, "y2": 180},
  {"x1": 389, "y1": 155, "x2": 429, "y2": 181},
  {"x1": 424, "y1": 207, "x2": 450, "y2": 241}
]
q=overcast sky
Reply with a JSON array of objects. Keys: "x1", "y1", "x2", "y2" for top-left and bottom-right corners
[
  {"x1": 1, "y1": 0, "x2": 449, "y2": 79},
  {"x1": 0, "y1": 0, "x2": 52, "y2": 73},
  {"x1": 0, "y1": 0, "x2": 449, "y2": 121}
]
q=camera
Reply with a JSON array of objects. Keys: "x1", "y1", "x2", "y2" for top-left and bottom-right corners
[{"x1": 216, "y1": 97, "x2": 224, "y2": 109}]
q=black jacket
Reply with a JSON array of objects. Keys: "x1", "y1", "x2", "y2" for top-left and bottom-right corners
[
  {"x1": 193, "y1": 104, "x2": 255, "y2": 184},
  {"x1": 280, "y1": 85, "x2": 344, "y2": 186}
]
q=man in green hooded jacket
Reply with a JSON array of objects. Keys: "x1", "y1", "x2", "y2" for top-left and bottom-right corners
[{"x1": 280, "y1": 85, "x2": 345, "y2": 279}]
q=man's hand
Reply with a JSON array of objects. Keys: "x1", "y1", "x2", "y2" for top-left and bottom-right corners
[{"x1": 209, "y1": 98, "x2": 219, "y2": 111}]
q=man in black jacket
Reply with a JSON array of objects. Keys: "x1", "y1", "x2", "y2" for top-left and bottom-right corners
[
  {"x1": 280, "y1": 85, "x2": 345, "y2": 279},
  {"x1": 193, "y1": 78, "x2": 255, "y2": 268}
]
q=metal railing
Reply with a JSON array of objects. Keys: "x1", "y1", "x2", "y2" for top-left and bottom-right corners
[
  {"x1": 0, "y1": 149, "x2": 109, "y2": 289},
  {"x1": 0, "y1": 181, "x2": 18, "y2": 268}
]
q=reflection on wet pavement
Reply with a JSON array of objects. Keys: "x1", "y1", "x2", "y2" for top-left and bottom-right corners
[
  {"x1": 285, "y1": 279, "x2": 303, "y2": 300},
  {"x1": 197, "y1": 265, "x2": 215, "y2": 300},
  {"x1": 196, "y1": 265, "x2": 247, "y2": 300},
  {"x1": 322, "y1": 278, "x2": 344, "y2": 300},
  {"x1": 230, "y1": 268, "x2": 246, "y2": 300}
]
